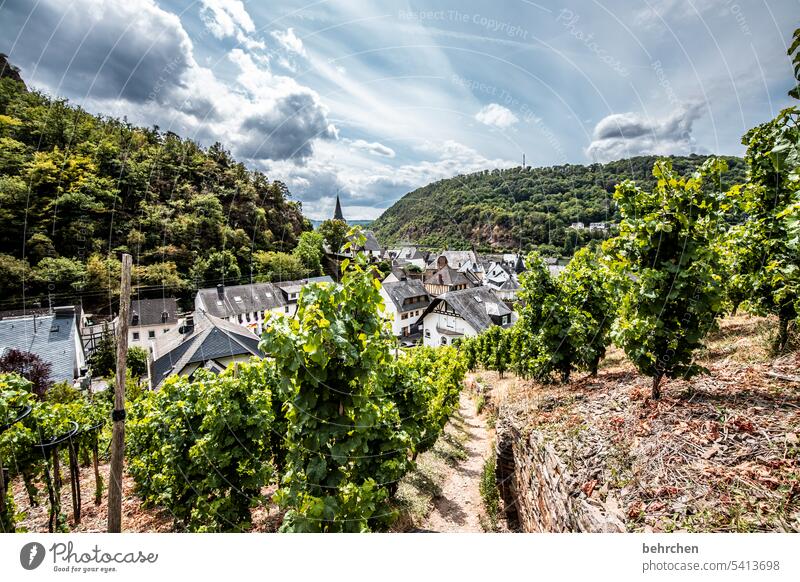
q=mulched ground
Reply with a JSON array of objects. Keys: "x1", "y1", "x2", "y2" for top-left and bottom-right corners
[{"x1": 484, "y1": 315, "x2": 800, "y2": 532}]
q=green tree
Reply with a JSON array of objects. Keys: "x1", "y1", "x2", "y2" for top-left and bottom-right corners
[
  {"x1": 127, "y1": 346, "x2": 148, "y2": 379},
  {"x1": 192, "y1": 250, "x2": 241, "y2": 286},
  {"x1": 318, "y1": 219, "x2": 348, "y2": 254},
  {"x1": 608, "y1": 159, "x2": 728, "y2": 399},
  {"x1": 252, "y1": 251, "x2": 307, "y2": 282},
  {"x1": 292, "y1": 231, "x2": 324, "y2": 277}
]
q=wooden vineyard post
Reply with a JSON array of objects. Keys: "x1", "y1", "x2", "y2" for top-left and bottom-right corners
[{"x1": 107, "y1": 253, "x2": 131, "y2": 533}]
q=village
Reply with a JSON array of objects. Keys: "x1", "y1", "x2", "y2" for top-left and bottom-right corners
[{"x1": 0, "y1": 196, "x2": 577, "y2": 394}]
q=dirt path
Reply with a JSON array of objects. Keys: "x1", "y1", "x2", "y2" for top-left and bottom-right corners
[{"x1": 421, "y1": 391, "x2": 492, "y2": 532}]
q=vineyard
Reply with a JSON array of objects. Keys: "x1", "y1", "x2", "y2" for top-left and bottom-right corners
[{"x1": 0, "y1": 35, "x2": 799, "y2": 535}]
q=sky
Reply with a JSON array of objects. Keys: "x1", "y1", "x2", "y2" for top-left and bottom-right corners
[{"x1": 1, "y1": 0, "x2": 797, "y2": 220}]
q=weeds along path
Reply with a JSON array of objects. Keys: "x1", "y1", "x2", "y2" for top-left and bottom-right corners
[{"x1": 421, "y1": 391, "x2": 492, "y2": 532}]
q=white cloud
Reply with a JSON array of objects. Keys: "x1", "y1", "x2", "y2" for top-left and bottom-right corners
[
  {"x1": 585, "y1": 104, "x2": 704, "y2": 162},
  {"x1": 346, "y1": 139, "x2": 395, "y2": 158},
  {"x1": 200, "y1": 0, "x2": 264, "y2": 49},
  {"x1": 271, "y1": 28, "x2": 307, "y2": 57},
  {"x1": 475, "y1": 103, "x2": 519, "y2": 129}
]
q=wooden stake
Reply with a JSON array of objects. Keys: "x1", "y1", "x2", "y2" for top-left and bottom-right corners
[{"x1": 107, "y1": 253, "x2": 131, "y2": 533}]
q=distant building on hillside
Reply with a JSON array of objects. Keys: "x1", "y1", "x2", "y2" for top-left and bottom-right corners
[
  {"x1": 589, "y1": 222, "x2": 608, "y2": 232},
  {"x1": 570, "y1": 222, "x2": 585, "y2": 230}
]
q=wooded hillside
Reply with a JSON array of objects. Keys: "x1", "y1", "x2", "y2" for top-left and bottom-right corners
[
  {"x1": 0, "y1": 73, "x2": 308, "y2": 312},
  {"x1": 371, "y1": 155, "x2": 747, "y2": 253}
]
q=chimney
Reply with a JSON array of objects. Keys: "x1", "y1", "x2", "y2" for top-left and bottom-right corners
[
  {"x1": 132, "y1": 311, "x2": 139, "y2": 326},
  {"x1": 217, "y1": 284, "x2": 224, "y2": 298},
  {"x1": 161, "y1": 310, "x2": 168, "y2": 323}
]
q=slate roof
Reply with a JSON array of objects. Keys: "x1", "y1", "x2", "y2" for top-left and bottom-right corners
[
  {"x1": 423, "y1": 287, "x2": 512, "y2": 333},
  {"x1": 149, "y1": 312, "x2": 263, "y2": 389},
  {"x1": 130, "y1": 297, "x2": 178, "y2": 326},
  {"x1": 0, "y1": 310, "x2": 83, "y2": 384},
  {"x1": 428, "y1": 250, "x2": 478, "y2": 269},
  {"x1": 195, "y1": 282, "x2": 286, "y2": 319},
  {"x1": 382, "y1": 279, "x2": 431, "y2": 312},
  {"x1": 425, "y1": 265, "x2": 472, "y2": 288}
]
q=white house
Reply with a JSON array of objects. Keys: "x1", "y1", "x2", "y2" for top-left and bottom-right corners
[
  {"x1": 570, "y1": 222, "x2": 585, "y2": 230},
  {"x1": 589, "y1": 222, "x2": 608, "y2": 232},
  {"x1": 379, "y1": 279, "x2": 431, "y2": 337},
  {"x1": 127, "y1": 297, "x2": 182, "y2": 351},
  {"x1": 420, "y1": 287, "x2": 515, "y2": 347}
]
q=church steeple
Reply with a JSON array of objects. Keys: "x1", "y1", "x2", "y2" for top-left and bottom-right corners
[{"x1": 333, "y1": 194, "x2": 345, "y2": 222}]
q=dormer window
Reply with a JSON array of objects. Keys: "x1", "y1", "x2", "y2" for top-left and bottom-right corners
[{"x1": 132, "y1": 311, "x2": 139, "y2": 326}]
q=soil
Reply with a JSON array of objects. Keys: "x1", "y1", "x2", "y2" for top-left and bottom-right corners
[{"x1": 420, "y1": 391, "x2": 495, "y2": 532}]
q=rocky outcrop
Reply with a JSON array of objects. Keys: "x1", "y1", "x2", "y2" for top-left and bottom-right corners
[
  {"x1": 0, "y1": 54, "x2": 26, "y2": 89},
  {"x1": 495, "y1": 409, "x2": 626, "y2": 533}
]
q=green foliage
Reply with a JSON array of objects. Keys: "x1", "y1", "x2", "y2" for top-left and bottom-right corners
[
  {"x1": 191, "y1": 250, "x2": 241, "y2": 286},
  {"x1": 127, "y1": 362, "x2": 276, "y2": 532},
  {"x1": 262, "y1": 235, "x2": 465, "y2": 531},
  {"x1": 560, "y1": 246, "x2": 617, "y2": 375},
  {"x1": 607, "y1": 159, "x2": 728, "y2": 398},
  {"x1": 0, "y1": 76, "x2": 307, "y2": 308},
  {"x1": 463, "y1": 327, "x2": 511, "y2": 378},
  {"x1": 370, "y1": 155, "x2": 746, "y2": 252},
  {"x1": 318, "y1": 219, "x2": 348, "y2": 254},
  {"x1": 479, "y1": 451, "x2": 500, "y2": 531},
  {"x1": 126, "y1": 347, "x2": 148, "y2": 379},
  {"x1": 789, "y1": 28, "x2": 800, "y2": 100},
  {"x1": 252, "y1": 250, "x2": 308, "y2": 282},
  {"x1": 726, "y1": 108, "x2": 800, "y2": 352},
  {"x1": 0, "y1": 373, "x2": 108, "y2": 532},
  {"x1": 292, "y1": 231, "x2": 324, "y2": 276},
  {"x1": 513, "y1": 252, "x2": 579, "y2": 382}
]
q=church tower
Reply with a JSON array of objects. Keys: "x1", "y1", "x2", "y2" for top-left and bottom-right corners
[{"x1": 333, "y1": 194, "x2": 345, "y2": 222}]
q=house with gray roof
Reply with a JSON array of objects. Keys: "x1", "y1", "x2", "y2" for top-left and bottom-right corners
[
  {"x1": 0, "y1": 306, "x2": 87, "y2": 386},
  {"x1": 148, "y1": 311, "x2": 263, "y2": 390},
  {"x1": 420, "y1": 287, "x2": 514, "y2": 347},
  {"x1": 379, "y1": 279, "x2": 431, "y2": 337},
  {"x1": 423, "y1": 264, "x2": 474, "y2": 297},
  {"x1": 127, "y1": 297, "x2": 181, "y2": 349}
]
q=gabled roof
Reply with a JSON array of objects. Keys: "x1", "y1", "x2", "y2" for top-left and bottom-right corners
[
  {"x1": 149, "y1": 312, "x2": 262, "y2": 389},
  {"x1": 382, "y1": 279, "x2": 430, "y2": 312},
  {"x1": 424, "y1": 265, "x2": 472, "y2": 288},
  {"x1": 0, "y1": 309, "x2": 82, "y2": 384},
  {"x1": 130, "y1": 297, "x2": 178, "y2": 326},
  {"x1": 422, "y1": 287, "x2": 512, "y2": 333},
  {"x1": 196, "y1": 282, "x2": 286, "y2": 319}
]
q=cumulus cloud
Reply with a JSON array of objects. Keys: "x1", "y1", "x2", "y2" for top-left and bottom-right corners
[
  {"x1": 1, "y1": 0, "x2": 194, "y2": 103},
  {"x1": 585, "y1": 104, "x2": 704, "y2": 162},
  {"x1": 475, "y1": 103, "x2": 519, "y2": 129}
]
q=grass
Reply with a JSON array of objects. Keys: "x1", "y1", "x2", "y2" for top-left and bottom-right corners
[{"x1": 479, "y1": 449, "x2": 500, "y2": 532}]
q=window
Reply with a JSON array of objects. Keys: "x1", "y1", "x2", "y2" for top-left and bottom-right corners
[
  {"x1": 132, "y1": 332, "x2": 140, "y2": 341},
  {"x1": 440, "y1": 337, "x2": 447, "y2": 345},
  {"x1": 148, "y1": 330, "x2": 155, "y2": 339},
  {"x1": 425, "y1": 329, "x2": 431, "y2": 338},
  {"x1": 285, "y1": 306, "x2": 290, "y2": 313},
  {"x1": 163, "y1": 328, "x2": 169, "y2": 334}
]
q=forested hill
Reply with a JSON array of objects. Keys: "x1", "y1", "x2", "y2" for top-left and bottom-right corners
[
  {"x1": 370, "y1": 155, "x2": 747, "y2": 253},
  {"x1": 0, "y1": 72, "x2": 308, "y2": 312}
]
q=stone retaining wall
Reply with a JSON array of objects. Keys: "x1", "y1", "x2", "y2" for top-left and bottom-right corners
[{"x1": 495, "y1": 410, "x2": 626, "y2": 533}]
